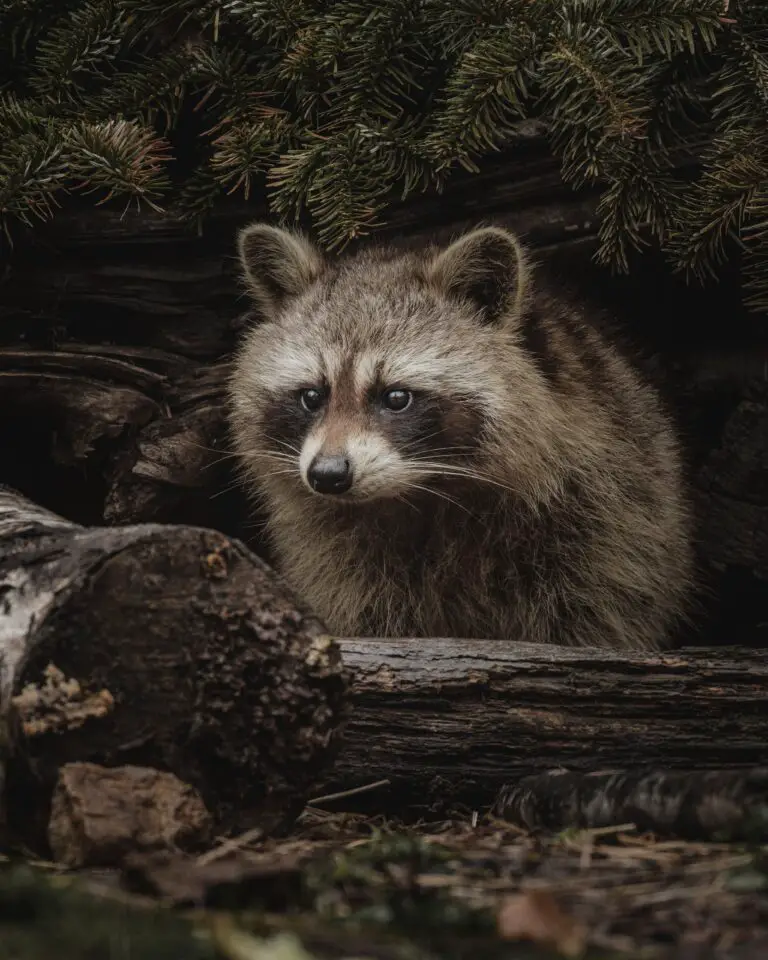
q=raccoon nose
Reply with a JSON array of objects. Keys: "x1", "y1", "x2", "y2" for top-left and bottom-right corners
[{"x1": 307, "y1": 455, "x2": 353, "y2": 494}]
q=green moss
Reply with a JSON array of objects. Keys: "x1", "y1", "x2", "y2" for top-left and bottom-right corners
[{"x1": 0, "y1": 862, "x2": 217, "y2": 960}]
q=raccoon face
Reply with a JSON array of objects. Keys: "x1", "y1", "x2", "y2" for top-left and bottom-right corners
[
  {"x1": 237, "y1": 329, "x2": 490, "y2": 502},
  {"x1": 276, "y1": 364, "x2": 482, "y2": 502},
  {"x1": 230, "y1": 223, "x2": 531, "y2": 503}
]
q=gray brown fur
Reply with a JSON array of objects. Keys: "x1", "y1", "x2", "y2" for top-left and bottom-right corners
[{"x1": 228, "y1": 223, "x2": 694, "y2": 650}]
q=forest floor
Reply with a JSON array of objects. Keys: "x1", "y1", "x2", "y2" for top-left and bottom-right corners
[{"x1": 3, "y1": 806, "x2": 768, "y2": 960}]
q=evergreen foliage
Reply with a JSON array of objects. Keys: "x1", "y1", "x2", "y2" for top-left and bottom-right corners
[{"x1": 1, "y1": 0, "x2": 767, "y2": 311}]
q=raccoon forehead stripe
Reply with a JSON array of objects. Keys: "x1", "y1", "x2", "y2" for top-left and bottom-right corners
[
  {"x1": 374, "y1": 350, "x2": 502, "y2": 405},
  {"x1": 258, "y1": 344, "x2": 322, "y2": 393},
  {"x1": 352, "y1": 348, "x2": 460, "y2": 394},
  {"x1": 353, "y1": 352, "x2": 383, "y2": 393}
]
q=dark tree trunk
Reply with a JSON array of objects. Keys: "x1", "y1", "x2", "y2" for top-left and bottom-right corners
[{"x1": 0, "y1": 487, "x2": 348, "y2": 853}]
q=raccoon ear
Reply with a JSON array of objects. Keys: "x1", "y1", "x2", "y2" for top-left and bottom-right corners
[
  {"x1": 237, "y1": 222, "x2": 324, "y2": 317},
  {"x1": 426, "y1": 226, "x2": 530, "y2": 326}
]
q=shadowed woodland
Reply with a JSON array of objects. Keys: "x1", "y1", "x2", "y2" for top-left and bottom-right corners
[{"x1": 1, "y1": 2, "x2": 768, "y2": 958}]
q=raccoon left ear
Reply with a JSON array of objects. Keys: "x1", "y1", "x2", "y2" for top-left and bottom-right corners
[
  {"x1": 425, "y1": 226, "x2": 530, "y2": 326},
  {"x1": 237, "y1": 222, "x2": 324, "y2": 319}
]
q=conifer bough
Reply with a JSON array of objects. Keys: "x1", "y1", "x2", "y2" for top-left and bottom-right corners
[{"x1": 1, "y1": 0, "x2": 766, "y2": 312}]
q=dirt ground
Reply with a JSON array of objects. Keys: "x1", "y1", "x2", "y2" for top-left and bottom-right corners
[{"x1": 4, "y1": 806, "x2": 768, "y2": 960}]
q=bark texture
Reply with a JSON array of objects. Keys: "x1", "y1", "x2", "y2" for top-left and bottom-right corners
[
  {"x1": 0, "y1": 487, "x2": 348, "y2": 852},
  {"x1": 316, "y1": 638, "x2": 768, "y2": 814},
  {"x1": 493, "y1": 767, "x2": 768, "y2": 841}
]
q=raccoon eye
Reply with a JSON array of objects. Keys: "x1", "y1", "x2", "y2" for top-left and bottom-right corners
[
  {"x1": 381, "y1": 388, "x2": 412, "y2": 412},
  {"x1": 299, "y1": 387, "x2": 325, "y2": 412}
]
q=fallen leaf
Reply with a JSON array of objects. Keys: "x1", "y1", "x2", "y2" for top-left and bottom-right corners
[{"x1": 497, "y1": 889, "x2": 586, "y2": 958}]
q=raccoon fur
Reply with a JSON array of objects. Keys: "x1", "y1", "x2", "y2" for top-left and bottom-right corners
[{"x1": 227, "y1": 222, "x2": 694, "y2": 651}]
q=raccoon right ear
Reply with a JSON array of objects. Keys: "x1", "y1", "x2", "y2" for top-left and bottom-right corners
[
  {"x1": 425, "y1": 226, "x2": 530, "y2": 326},
  {"x1": 237, "y1": 222, "x2": 324, "y2": 317}
]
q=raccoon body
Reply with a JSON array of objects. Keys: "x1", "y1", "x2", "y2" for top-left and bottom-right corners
[{"x1": 228, "y1": 223, "x2": 694, "y2": 651}]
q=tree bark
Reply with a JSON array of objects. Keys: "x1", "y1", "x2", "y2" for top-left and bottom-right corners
[
  {"x1": 0, "y1": 487, "x2": 348, "y2": 853},
  {"x1": 318, "y1": 638, "x2": 768, "y2": 815},
  {"x1": 493, "y1": 767, "x2": 768, "y2": 841}
]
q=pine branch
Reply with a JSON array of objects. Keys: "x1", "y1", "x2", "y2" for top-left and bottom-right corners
[
  {"x1": 30, "y1": 1, "x2": 130, "y2": 101},
  {"x1": 0, "y1": 0, "x2": 78, "y2": 58},
  {"x1": 423, "y1": 29, "x2": 533, "y2": 172},
  {"x1": 0, "y1": 0, "x2": 765, "y2": 314},
  {"x1": 595, "y1": 154, "x2": 684, "y2": 272},
  {"x1": 219, "y1": 0, "x2": 316, "y2": 45},
  {"x1": 742, "y1": 186, "x2": 768, "y2": 313},
  {"x1": 539, "y1": 23, "x2": 658, "y2": 187},
  {"x1": 268, "y1": 125, "x2": 424, "y2": 249},
  {"x1": 309, "y1": 1, "x2": 431, "y2": 125},
  {"x1": 90, "y1": 46, "x2": 200, "y2": 126},
  {"x1": 425, "y1": 0, "x2": 517, "y2": 59},
  {"x1": 173, "y1": 161, "x2": 227, "y2": 222},
  {"x1": 0, "y1": 109, "x2": 170, "y2": 240},
  {"x1": 65, "y1": 118, "x2": 171, "y2": 208},
  {"x1": 562, "y1": 0, "x2": 723, "y2": 61},
  {"x1": 209, "y1": 112, "x2": 289, "y2": 198},
  {"x1": 667, "y1": 128, "x2": 768, "y2": 281},
  {"x1": 0, "y1": 126, "x2": 69, "y2": 237}
]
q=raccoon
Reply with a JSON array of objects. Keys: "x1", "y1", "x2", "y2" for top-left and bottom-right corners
[{"x1": 227, "y1": 222, "x2": 694, "y2": 651}]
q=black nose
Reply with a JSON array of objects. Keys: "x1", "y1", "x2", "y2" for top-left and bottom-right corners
[{"x1": 307, "y1": 455, "x2": 353, "y2": 494}]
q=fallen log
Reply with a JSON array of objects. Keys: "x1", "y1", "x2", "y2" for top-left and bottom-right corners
[
  {"x1": 492, "y1": 767, "x2": 768, "y2": 842},
  {"x1": 322, "y1": 638, "x2": 768, "y2": 815},
  {"x1": 0, "y1": 487, "x2": 348, "y2": 853},
  {"x1": 3, "y1": 488, "x2": 768, "y2": 847}
]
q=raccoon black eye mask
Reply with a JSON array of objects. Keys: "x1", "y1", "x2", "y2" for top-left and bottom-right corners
[
  {"x1": 298, "y1": 386, "x2": 414, "y2": 415},
  {"x1": 228, "y1": 222, "x2": 695, "y2": 652}
]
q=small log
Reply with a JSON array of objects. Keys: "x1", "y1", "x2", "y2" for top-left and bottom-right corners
[
  {"x1": 492, "y1": 767, "x2": 768, "y2": 841},
  {"x1": 0, "y1": 487, "x2": 348, "y2": 853},
  {"x1": 319, "y1": 638, "x2": 768, "y2": 814}
]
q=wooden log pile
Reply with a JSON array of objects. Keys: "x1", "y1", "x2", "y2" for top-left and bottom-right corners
[{"x1": 1, "y1": 491, "x2": 767, "y2": 856}]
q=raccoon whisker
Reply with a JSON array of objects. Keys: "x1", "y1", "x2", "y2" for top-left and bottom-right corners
[
  {"x1": 209, "y1": 477, "x2": 251, "y2": 499},
  {"x1": 259, "y1": 467, "x2": 298, "y2": 478},
  {"x1": 407, "y1": 447, "x2": 477, "y2": 460},
  {"x1": 399, "y1": 437, "x2": 476, "y2": 456},
  {"x1": 394, "y1": 493, "x2": 424, "y2": 516},
  {"x1": 400, "y1": 482, "x2": 474, "y2": 517},
  {"x1": 398, "y1": 431, "x2": 457, "y2": 451},
  {"x1": 406, "y1": 448, "x2": 477, "y2": 461},
  {"x1": 213, "y1": 465, "x2": 297, "y2": 499},
  {"x1": 218, "y1": 473, "x2": 295, "y2": 500},
  {"x1": 405, "y1": 461, "x2": 516, "y2": 496},
  {"x1": 252, "y1": 451, "x2": 299, "y2": 466},
  {"x1": 262, "y1": 435, "x2": 302, "y2": 456},
  {"x1": 184, "y1": 440, "x2": 242, "y2": 463}
]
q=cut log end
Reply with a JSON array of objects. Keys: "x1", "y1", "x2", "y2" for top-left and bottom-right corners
[{"x1": 0, "y1": 489, "x2": 349, "y2": 855}]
